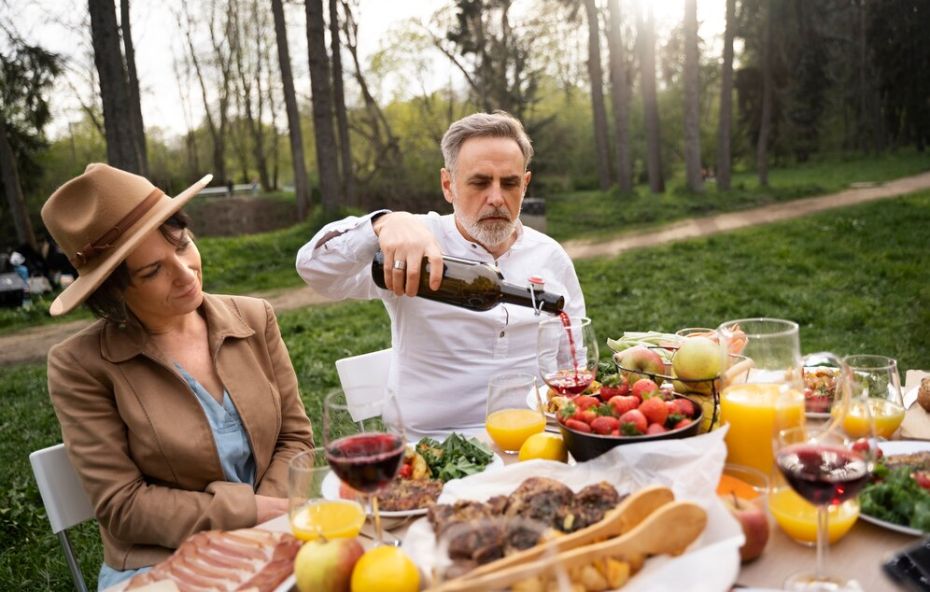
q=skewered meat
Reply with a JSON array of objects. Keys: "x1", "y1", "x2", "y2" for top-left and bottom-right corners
[
  {"x1": 505, "y1": 477, "x2": 575, "y2": 529},
  {"x1": 114, "y1": 528, "x2": 300, "y2": 591}
]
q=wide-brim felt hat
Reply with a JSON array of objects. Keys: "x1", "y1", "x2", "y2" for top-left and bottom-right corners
[{"x1": 41, "y1": 163, "x2": 212, "y2": 316}]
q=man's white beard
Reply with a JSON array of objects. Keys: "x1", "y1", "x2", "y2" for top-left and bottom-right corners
[{"x1": 456, "y1": 205, "x2": 517, "y2": 249}]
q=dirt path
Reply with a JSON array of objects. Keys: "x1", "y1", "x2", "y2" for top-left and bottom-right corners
[{"x1": 3, "y1": 170, "x2": 929, "y2": 367}]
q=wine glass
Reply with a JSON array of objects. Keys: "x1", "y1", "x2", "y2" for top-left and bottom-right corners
[
  {"x1": 287, "y1": 448, "x2": 365, "y2": 541},
  {"x1": 485, "y1": 372, "x2": 545, "y2": 454},
  {"x1": 537, "y1": 316, "x2": 598, "y2": 397},
  {"x1": 773, "y1": 372, "x2": 876, "y2": 592},
  {"x1": 323, "y1": 390, "x2": 406, "y2": 544},
  {"x1": 841, "y1": 355, "x2": 905, "y2": 440}
]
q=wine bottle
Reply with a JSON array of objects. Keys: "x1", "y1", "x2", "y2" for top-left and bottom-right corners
[{"x1": 371, "y1": 251, "x2": 564, "y2": 313}]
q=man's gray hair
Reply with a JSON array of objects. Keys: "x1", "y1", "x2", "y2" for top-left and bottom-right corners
[{"x1": 441, "y1": 111, "x2": 533, "y2": 173}]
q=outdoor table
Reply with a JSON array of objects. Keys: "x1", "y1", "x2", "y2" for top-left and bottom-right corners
[{"x1": 259, "y1": 370, "x2": 930, "y2": 591}]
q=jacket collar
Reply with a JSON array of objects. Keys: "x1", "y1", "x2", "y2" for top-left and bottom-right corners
[{"x1": 100, "y1": 293, "x2": 255, "y2": 363}]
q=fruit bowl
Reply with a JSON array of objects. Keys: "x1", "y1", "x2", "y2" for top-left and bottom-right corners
[{"x1": 559, "y1": 394, "x2": 703, "y2": 462}]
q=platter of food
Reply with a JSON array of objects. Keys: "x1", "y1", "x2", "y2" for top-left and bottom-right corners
[
  {"x1": 403, "y1": 429, "x2": 744, "y2": 592},
  {"x1": 322, "y1": 432, "x2": 504, "y2": 518},
  {"x1": 858, "y1": 440, "x2": 930, "y2": 536}
]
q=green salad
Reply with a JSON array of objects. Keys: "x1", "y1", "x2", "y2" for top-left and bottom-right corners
[
  {"x1": 414, "y1": 432, "x2": 494, "y2": 482},
  {"x1": 860, "y1": 463, "x2": 930, "y2": 532}
]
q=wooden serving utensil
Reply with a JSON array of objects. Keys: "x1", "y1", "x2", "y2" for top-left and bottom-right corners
[
  {"x1": 454, "y1": 484, "x2": 674, "y2": 582},
  {"x1": 430, "y1": 500, "x2": 707, "y2": 592}
]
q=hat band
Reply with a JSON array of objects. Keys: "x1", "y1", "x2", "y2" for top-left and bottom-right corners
[{"x1": 70, "y1": 188, "x2": 165, "y2": 268}]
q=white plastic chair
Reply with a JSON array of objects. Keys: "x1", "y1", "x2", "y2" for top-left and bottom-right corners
[
  {"x1": 30, "y1": 443, "x2": 94, "y2": 592},
  {"x1": 335, "y1": 348, "x2": 392, "y2": 421}
]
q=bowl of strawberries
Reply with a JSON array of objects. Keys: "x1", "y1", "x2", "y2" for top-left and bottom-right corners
[{"x1": 557, "y1": 378, "x2": 703, "y2": 462}]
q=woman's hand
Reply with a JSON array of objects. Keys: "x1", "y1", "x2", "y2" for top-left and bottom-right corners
[
  {"x1": 373, "y1": 212, "x2": 443, "y2": 296},
  {"x1": 254, "y1": 494, "x2": 288, "y2": 524}
]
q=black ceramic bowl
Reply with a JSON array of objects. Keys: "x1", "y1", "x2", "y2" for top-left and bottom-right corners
[{"x1": 559, "y1": 394, "x2": 703, "y2": 462}]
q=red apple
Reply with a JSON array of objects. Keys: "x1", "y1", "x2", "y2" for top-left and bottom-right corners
[
  {"x1": 294, "y1": 537, "x2": 365, "y2": 592},
  {"x1": 720, "y1": 494, "x2": 769, "y2": 563},
  {"x1": 615, "y1": 346, "x2": 665, "y2": 386}
]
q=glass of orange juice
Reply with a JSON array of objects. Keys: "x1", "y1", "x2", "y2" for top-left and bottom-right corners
[
  {"x1": 839, "y1": 355, "x2": 905, "y2": 440},
  {"x1": 486, "y1": 373, "x2": 545, "y2": 454},
  {"x1": 768, "y1": 483, "x2": 860, "y2": 546},
  {"x1": 287, "y1": 449, "x2": 365, "y2": 541}
]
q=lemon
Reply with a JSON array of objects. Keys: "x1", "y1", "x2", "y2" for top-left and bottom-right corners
[
  {"x1": 518, "y1": 432, "x2": 567, "y2": 462},
  {"x1": 350, "y1": 546, "x2": 420, "y2": 592}
]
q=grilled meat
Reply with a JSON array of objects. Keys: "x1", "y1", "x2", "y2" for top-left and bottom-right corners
[
  {"x1": 376, "y1": 478, "x2": 443, "y2": 511},
  {"x1": 504, "y1": 477, "x2": 575, "y2": 529},
  {"x1": 885, "y1": 452, "x2": 930, "y2": 471}
]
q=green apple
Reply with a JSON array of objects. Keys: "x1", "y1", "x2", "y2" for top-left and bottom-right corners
[
  {"x1": 672, "y1": 337, "x2": 724, "y2": 381},
  {"x1": 294, "y1": 537, "x2": 364, "y2": 592}
]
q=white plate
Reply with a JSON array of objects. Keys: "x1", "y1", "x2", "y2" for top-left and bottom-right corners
[
  {"x1": 321, "y1": 451, "x2": 504, "y2": 518},
  {"x1": 858, "y1": 440, "x2": 930, "y2": 537},
  {"x1": 526, "y1": 388, "x2": 557, "y2": 423},
  {"x1": 904, "y1": 385, "x2": 919, "y2": 409}
]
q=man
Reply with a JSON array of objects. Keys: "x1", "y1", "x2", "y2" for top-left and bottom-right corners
[{"x1": 296, "y1": 111, "x2": 585, "y2": 438}]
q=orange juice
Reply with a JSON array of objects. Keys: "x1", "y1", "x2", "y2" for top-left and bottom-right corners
[
  {"x1": 290, "y1": 499, "x2": 365, "y2": 541},
  {"x1": 720, "y1": 383, "x2": 805, "y2": 474},
  {"x1": 768, "y1": 487, "x2": 859, "y2": 544},
  {"x1": 486, "y1": 408, "x2": 545, "y2": 452},
  {"x1": 840, "y1": 398, "x2": 905, "y2": 439}
]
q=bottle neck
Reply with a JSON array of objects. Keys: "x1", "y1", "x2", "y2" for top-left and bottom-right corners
[{"x1": 499, "y1": 281, "x2": 564, "y2": 314}]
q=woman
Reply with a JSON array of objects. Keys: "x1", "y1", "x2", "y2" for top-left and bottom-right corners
[{"x1": 41, "y1": 164, "x2": 314, "y2": 590}]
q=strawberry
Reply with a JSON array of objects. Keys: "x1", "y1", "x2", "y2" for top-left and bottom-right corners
[
  {"x1": 591, "y1": 416, "x2": 620, "y2": 435},
  {"x1": 665, "y1": 400, "x2": 679, "y2": 416},
  {"x1": 674, "y1": 398, "x2": 696, "y2": 418},
  {"x1": 631, "y1": 378, "x2": 660, "y2": 400},
  {"x1": 665, "y1": 412, "x2": 684, "y2": 429},
  {"x1": 618, "y1": 409, "x2": 648, "y2": 434},
  {"x1": 565, "y1": 418, "x2": 592, "y2": 433},
  {"x1": 673, "y1": 418, "x2": 692, "y2": 430},
  {"x1": 646, "y1": 423, "x2": 668, "y2": 435},
  {"x1": 598, "y1": 374, "x2": 629, "y2": 401},
  {"x1": 573, "y1": 395, "x2": 601, "y2": 411},
  {"x1": 638, "y1": 396, "x2": 669, "y2": 426},
  {"x1": 608, "y1": 395, "x2": 639, "y2": 416},
  {"x1": 572, "y1": 409, "x2": 597, "y2": 424}
]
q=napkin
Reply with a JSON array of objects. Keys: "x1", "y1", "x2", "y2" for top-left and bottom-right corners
[
  {"x1": 402, "y1": 428, "x2": 744, "y2": 592},
  {"x1": 899, "y1": 370, "x2": 930, "y2": 441}
]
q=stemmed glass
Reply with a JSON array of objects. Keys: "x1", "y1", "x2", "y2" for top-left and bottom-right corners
[
  {"x1": 323, "y1": 390, "x2": 406, "y2": 545},
  {"x1": 773, "y1": 367, "x2": 876, "y2": 592},
  {"x1": 537, "y1": 316, "x2": 599, "y2": 397},
  {"x1": 840, "y1": 355, "x2": 905, "y2": 440}
]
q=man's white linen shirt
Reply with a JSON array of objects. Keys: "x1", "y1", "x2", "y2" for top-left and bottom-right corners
[{"x1": 296, "y1": 211, "x2": 586, "y2": 439}]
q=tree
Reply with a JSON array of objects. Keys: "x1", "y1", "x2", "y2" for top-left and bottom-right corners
[
  {"x1": 682, "y1": 0, "x2": 703, "y2": 192},
  {"x1": 637, "y1": 5, "x2": 664, "y2": 193},
  {"x1": 329, "y1": 0, "x2": 355, "y2": 205},
  {"x1": 88, "y1": 0, "x2": 143, "y2": 172},
  {"x1": 756, "y1": 0, "x2": 774, "y2": 186},
  {"x1": 716, "y1": 0, "x2": 735, "y2": 190},
  {"x1": 606, "y1": 0, "x2": 632, "y2": 193},
  {"x1": 305, "y1": 0, "x2": 341, "y2": 215},
  {"x1": 119, "y1": 0, "x2": 147, "y2": 175},
  {"x1": 271, "y1": 0, "x2": 311, "y2": 219},
  {"x1": 582, "y1": 0, "x2": 611, "y2": 190},
  {"x1": 0, "y1": 38, "x2": 60, "y2": 251}
]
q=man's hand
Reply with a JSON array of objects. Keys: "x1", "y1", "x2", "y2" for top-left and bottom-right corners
[{"x1": 372, "y1": 212, "x2": 443, "y2": 296}]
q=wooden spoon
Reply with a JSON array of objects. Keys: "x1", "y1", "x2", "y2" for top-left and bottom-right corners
[
  {"x1": 455, "y1": 484, "x2": 674, "y2": 582},
  {"x1": 430, "y1": 500, "x2": 707, "y2": 592}
]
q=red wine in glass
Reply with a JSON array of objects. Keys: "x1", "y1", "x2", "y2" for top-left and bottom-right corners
[
  {"x1": 544, "y1": 368, "x2": 596, "y2": 395},
  {"x1": 775, "y1": 444, "x2": 870, "y2": 506},
  {"x1": 325, "y1": 433, "x2": 405, "y2": 494}
]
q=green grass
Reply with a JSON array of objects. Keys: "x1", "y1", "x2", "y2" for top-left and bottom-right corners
[
  {"x1": 4, "y1": 190, "x2": 928, "y2": 588},
  {"x1": 547, "y1": 148, "x2": 930, "y2": 241}
]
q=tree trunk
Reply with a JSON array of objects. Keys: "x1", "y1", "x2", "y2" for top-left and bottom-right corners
[
  {"x1": 329, "y1": 0, "x2": 355, "y2": 206},
  {"x1": 583, "y1": 0, "x2": 611, "y2": 191},
  {"x1": 119, "y1": 0, "x2": 147, "y2": 175},
  {"x1": 88, "y1": 0, "x2": 140, "y2": 172},
  {"x1": 683, "y1": 0, "x2": 703, "y2": 192},
  {"x1": 305, "y1": 0, "x2": 341, "y2": 215},
  {"x1": 716, "y1": 0, "x2": 735, "y2": 190},
  {"x1": 638, "y1": 6, "x2": 664, "y2": 193},
  {"x1": 607, "y1": 0, "x2": 632, "y2": 193},
  {"x1": 756, "y1": 0, "x2": 774, "y2": 187},
  {"x1": 0, "y1": 120, "x2": 36, "y2": 251},
  {"x1": 272, "y1": 0, "x2": 312, "y2": 218}
]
